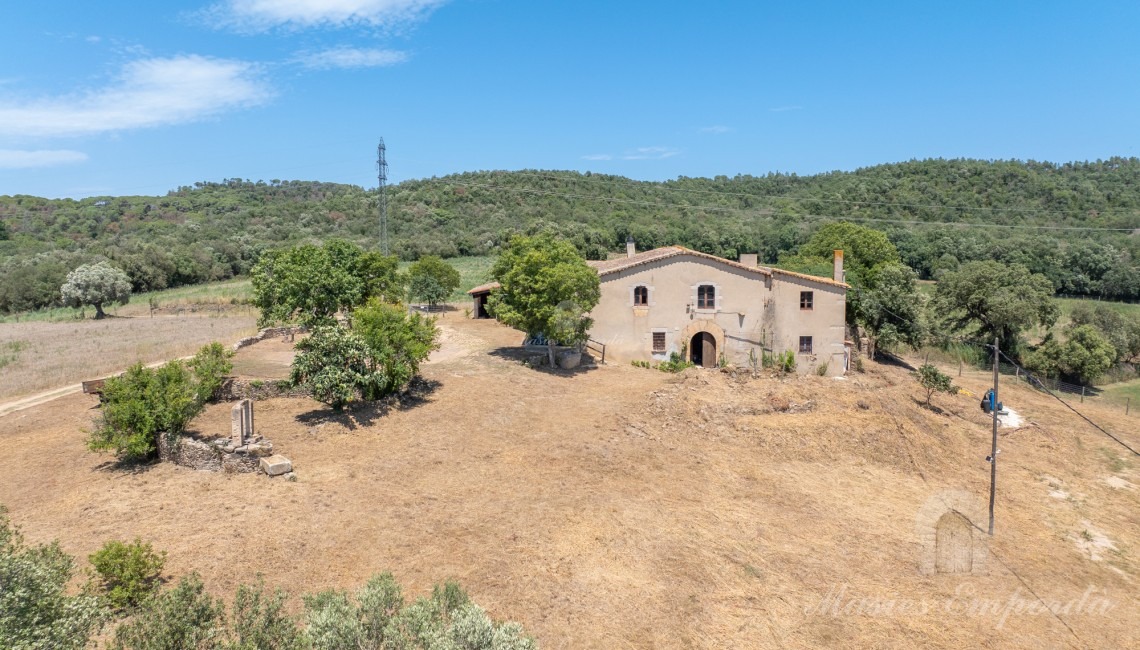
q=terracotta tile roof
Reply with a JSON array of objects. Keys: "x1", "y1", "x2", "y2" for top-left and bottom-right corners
[
  {"x1": 466, "y1": 282, "x2": 500, "y2": 295},
  {"x1": 467, "y1": 247, "x2": 848, "y2": 293},
  {"x1": 589, "y1": 246, "x2": 848, "y2": 288}
]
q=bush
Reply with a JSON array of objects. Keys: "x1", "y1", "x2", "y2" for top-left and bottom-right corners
[
  {"x1": 290, "y1": 325, "x2": 378, "y2": 410},
  {"x1": 303, "y1": 575, "x2": 535, "y2": 650},
  {"x1": 188, "y1": 342, "x2": 234, "y2": 404},
  {"x1": 916, "y1": 363, "x2": 958, "y2": 405},
  {"x1": 110, "y1": 573, "x2": 226, "y2": 650},
  {"x1": 88, "y1": 539, "x2": 166, "y2": 610},
  {"x1": 89, "y1": 361, "x2": 202, "y2": 462},
  {"x1": 816, "y1": 362, "x2": 828, "y2": 376},
  {"x1": 657, "y1": 351, "x2": 694, "y2": 373},
  {"x1": 351, "y1": 300, "x2": 440, "y2": 397},
  {"x1": 0, "y1": 505, "x2": 105, "y2": 649},
  {"x1": 229, "y1": 579, "x2": 305, "y2": 650}
]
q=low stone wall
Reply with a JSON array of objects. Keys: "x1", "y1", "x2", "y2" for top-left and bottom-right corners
[
  {"x1": 233, "y1": 326, "x2": 305, "y2": 351},
  {"x1": 157, "y1": 431, "x2": 273, "y2": 473},
  {"x1": 216, "y1": 378, "x2": 311, "y2": 402}
]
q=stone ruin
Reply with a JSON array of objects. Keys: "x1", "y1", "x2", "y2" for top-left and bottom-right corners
[{"x1": 158, "y1": 399, "x2": 293, "y2": 477}]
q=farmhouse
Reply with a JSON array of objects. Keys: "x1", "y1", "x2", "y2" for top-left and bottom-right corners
[{"x1": 468, "y1": 241, "x2": 849, "y2": 374}]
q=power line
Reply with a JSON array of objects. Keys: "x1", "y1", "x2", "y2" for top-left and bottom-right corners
[
  {"x1": 997, "y1": 350, "x2": 1139, "y2": 456},
  {"x1": 447, "y1": 179, "x2": 1140, "y2": 232},
  {"x1": 499, "y1": 169, "x2": 1140, "y2": 224}
]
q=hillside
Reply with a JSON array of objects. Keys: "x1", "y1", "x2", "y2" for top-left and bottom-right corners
[
  {"x1": 0, "y1": 316, "x2": 1136, "y2": 648},
  {"x1": 3, "y1": 158, "x2": 1140, "y2": 314}
]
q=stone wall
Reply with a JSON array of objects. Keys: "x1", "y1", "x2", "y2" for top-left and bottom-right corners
[
  {"x1": 232, "y1": 326, "x2": 305, "y2": 352},
  {"x1": 156, "y1": 431, "x2": 273, "y2": 474},
  {"x1": 216, "y1": 378, "x2": 311, "y2": 402}
]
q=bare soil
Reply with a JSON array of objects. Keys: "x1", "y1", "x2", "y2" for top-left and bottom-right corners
[{"x1": 0, "y1": 316, "x2": 1137, "y2": 649}]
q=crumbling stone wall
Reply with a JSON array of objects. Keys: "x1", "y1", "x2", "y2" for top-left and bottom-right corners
[
  {"x1": 232, "y1": 326, "x2": 305, "y2": 352},
  {"x1": 217, "y1": 378, "x2": 311, "y2": 402}
]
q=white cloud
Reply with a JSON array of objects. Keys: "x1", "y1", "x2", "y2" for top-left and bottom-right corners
[
  {"x1": 769, "y1": 105, "x2": 802, "y2": 112},
  {"x1": 0, "y1": 56, "x2": 273, "y2": 137},
  {"x1": 296, "y1": 47, "x2": 409, "y2": 69},
  {"x1": 622, "y1": 146, "x2": 679, "y2": 160},
  {"x1": 205, "y1": 0, "x2": 448, "y2": 31},
  {"x1": 0, "y1": 149, "x2": 89, "y2": 169},
  {"x1": 699, "y1": 125, "x2": 732, "y2": 134},
  {"x1": 581, "y1": 153, "x2": 612, "y2": 161}
]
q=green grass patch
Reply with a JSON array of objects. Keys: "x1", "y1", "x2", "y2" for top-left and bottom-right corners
[
  {"x1": 398, "y1": 255, "x2": 494, "y2": 302},
  {"x1": 1100, "y1": 378, "x2": 1140, "y2": 408},
  {"x1": 0, "y1": 340, "x2": 28, "y2": 369}
]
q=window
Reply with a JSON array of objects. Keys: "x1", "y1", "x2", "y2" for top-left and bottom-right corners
[
  {"x1": 697, "y1": 284, "x2": 716, "y2": 309},
  {"x1": 652, "y1": 332, "x2": 666, "y2": 353},
  {"x1": 634, "y1": 285, "x2": 649, "y2": 306},
  {"x1": 800, "y1": 291, "x2": 814, "y2": 310},
  {"x1": 799, "y1": 336, "x2": 813, "y2": 354}
]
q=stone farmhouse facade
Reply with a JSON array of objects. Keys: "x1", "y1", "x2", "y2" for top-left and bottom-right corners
[
  {"x1": 468, "y1": 242, "x2": 850, "y2": 375},
  {"x1": 584, "y1": 242, "x2": 849, "y2": 375}
]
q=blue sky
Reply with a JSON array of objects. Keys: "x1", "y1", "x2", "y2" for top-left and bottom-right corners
[{"x1": 1, "y1": 1, "x2": 1138, "y2": 198}]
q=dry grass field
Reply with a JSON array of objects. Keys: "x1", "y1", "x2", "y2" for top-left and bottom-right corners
[
  {"x1": 0, "y1": 315, "x2": 1137, "y2": 648},
  {"x1": 0, "y1": 311, "x2": 257, "y2": 401}
]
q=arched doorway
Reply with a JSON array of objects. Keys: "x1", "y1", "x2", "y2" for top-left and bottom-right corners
[
  {"x1": 690, "y1": 332, "x2": 717, "y2": 368},
  {"x1": 935, "y1": 512, "x2": 973, "y2": 574}
]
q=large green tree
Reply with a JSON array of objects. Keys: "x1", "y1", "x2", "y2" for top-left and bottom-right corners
[
  {"x1": 488, "y1": 234, "x2": 600, "y2": 367},
  {"x1": 351, "y1": 300, "x2": 440, "y2": 396},
  {"x1": 1024, "y1": 325, "x2": 1116, "y2": 384},
  {"x1": 251, "y1": 240, "x2": 401, "y2": 326},
  {"x1": 933, "y1": 261, "x2": 1059, "y2": 354},
  {"x1": 407, "y1": 256, "x2": 461, "y2": 307},
  {"x1": 1069, "y1": 302, "x2": 1140, "y2": 363},
  {"x1": 60, "y1": 262, "x2": 132, "y2": 319},
  {"x1": 856, "y1": 263, "x2": 927, "y2": 356}
]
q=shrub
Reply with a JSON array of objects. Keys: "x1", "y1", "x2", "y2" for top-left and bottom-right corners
[
  {"x1": 290, "y1": 325, "x2": 378, "y2": 410},
  {"x1": 88, "y1": 361, "x2": 202, "y2": 462},
  {"x1": 657, "y1": 351, "x2": 694, "y2": 373},
  {"x1": 351, "y1": 300, "x2": 440, "y2": 398},
  {"x1": 187, "y1": 342, "x2": 234, "y2": 404},
  {"x1": 110, "y1": 573, "x2": 226, "y2": 650},
  {"x1": 776, "y1": 350, "x2": 796, "y2": 374},
  {"x1": 916, "y1": 363, "x2": 958, "y2": 405},
  {"x1": 816, "y1": 362, "x2": 828, "y2": 376},
  {"x1": 88, "y1": 539, "x2": 166, "y2": 610},
  {"x1": 0, "y1": 505, "x2": 105, "y2": 649},
  {"x1": 229, "y1": 579, "x2": 305, "y2": 650}
]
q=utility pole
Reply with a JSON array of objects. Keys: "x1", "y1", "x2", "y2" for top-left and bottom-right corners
[
  {"x1": 988, "y1": 336, "x2": 999, "y2": 536},
  {"x1": 377, "y1": 138, "x2": 389, "y2": 255}
]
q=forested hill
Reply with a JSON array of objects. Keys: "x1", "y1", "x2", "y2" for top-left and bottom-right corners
[{"x1": 3, "y1": 157, "x2": 1140, "y2": 313}]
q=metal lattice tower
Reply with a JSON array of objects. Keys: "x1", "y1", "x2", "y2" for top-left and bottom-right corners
[{"x1": 377, "y1": 138, "x2": 389, "y2": 254}]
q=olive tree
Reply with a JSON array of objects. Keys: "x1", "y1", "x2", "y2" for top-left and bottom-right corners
[
  {"x1": 60, "y1": 262, "x2": 132, "y2": 319},
  {"x1": 488, "y1": 234, "x2": 600, "y2": 367}
]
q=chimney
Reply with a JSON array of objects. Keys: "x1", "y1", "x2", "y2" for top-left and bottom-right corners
[
  {"x1": 738, "y1": 253, "x2": 758, "y2": 268},
  {"x1": 833, "y1": 249, "x2": 844, "y2": 282},
  {"x1": 626, "y1": 235, "x2": 636, "y2": 258}
]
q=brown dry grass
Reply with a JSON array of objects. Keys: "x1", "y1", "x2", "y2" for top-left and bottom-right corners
[
  {"x1": 0, "y1": 316, "x2": 1137, "y2": 649},
  {"x1": 0, "y1": 311, "x2": 257, "y2": 400}
]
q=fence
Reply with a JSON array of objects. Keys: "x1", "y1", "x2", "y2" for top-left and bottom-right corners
[{"x1": 964, "y1": 358, "x2": 1136, "y2": 414}]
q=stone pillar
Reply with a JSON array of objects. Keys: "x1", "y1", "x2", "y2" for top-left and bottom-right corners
[{"x1": 231, "y1": 399, "x2": 254, "y2": 446}]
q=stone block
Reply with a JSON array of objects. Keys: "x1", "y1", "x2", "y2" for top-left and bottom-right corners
[{"x1": 261, "y1": 455, "x2": 293, "y2": 477}]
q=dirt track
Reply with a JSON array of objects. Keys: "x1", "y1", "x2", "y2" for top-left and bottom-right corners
[{"x1": 1, "y1": 317, "x2": 1137, "y2": 648}]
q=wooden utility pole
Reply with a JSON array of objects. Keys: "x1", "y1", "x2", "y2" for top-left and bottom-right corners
[{"x1": 988, "y1": 336, "x2": 999, "y2": 536}]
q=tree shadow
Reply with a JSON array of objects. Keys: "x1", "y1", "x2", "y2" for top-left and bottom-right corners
[
  {"x1": 293, "y1": 377, "x2": 442, "y2": 430},
  {"x1": 911, "y1": 396, "x2": 948, "y2": 415},
  {"x1": 485, "y1": 346, "x2": 599, "y2": 376},
  {"x1": 91, "y1": 456, "x2": 162, "y2": 475},
  {"x1": 876, "y1": 350, "x2": 916, "y2": 371}
]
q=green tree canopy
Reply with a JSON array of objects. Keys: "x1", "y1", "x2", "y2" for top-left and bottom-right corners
[
  {"x1": 488, "y1": 234, "x2": 601, "y2": 367},
  {"x1": 1068, "y1": 302, "x2": 1140, "y2": 363},
  {"x1": 857, "y1": 263, "x2": 927, "y2": 355},
  {"x1": 933, "y1": 261, "x2": 1060, "y2": 355},
  {"x1": 60, "y1": 261, "x2": 132, "y2": 319},
  {"x1": 916, "y1": 363, "x2": 958, "y2": 405},
  {"x1": 251, "y1": 240, "x2": 401, "y2": 327},
  {"x1": 1025, "y1": 325, "x2": 1116, "y2": 384},
  {"x1": 796, "y1": 221, "x2": 901, "y2": 286},
  {"x1": 351, "y1": 300, "x2": 440, "y2": 396},
  {"x1": 0, "y1": 506, "x2": 105, "y2": 649},
  {"x1": 407, "y1": 256, "x2": 461, "y2": 307}
]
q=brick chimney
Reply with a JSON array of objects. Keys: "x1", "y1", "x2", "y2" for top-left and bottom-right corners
[
  {"x1": 626, "y1": 235, "x2": 636, "y2": 258},
  {"x1": 833, "y1": 249, "x2": 844, "y2": 282},
  {"x1": 738, "y1": 253, "x2": 758, "y2": 268}
]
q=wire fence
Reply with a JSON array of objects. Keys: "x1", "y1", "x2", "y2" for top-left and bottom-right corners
[{"x1": 959, "y1": 358, "x2": 1136, "y2": 415}]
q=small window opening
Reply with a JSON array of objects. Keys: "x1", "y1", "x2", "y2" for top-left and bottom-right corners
[
  {"x1": 652, "y1": 332, "x2": 666, "y2": 353},
  {"x1": 634, "y1": 285, "x2": 649, "y2": 306},
  {"x1": 697, "y1": 285, "x2": 716, "y2": 309},
  {"x1": 799, "y1": 336, "x2": 813, "y2": 354},
  {"x1": 800, "y1": 291, "x2": 814, "y2": 310}
]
